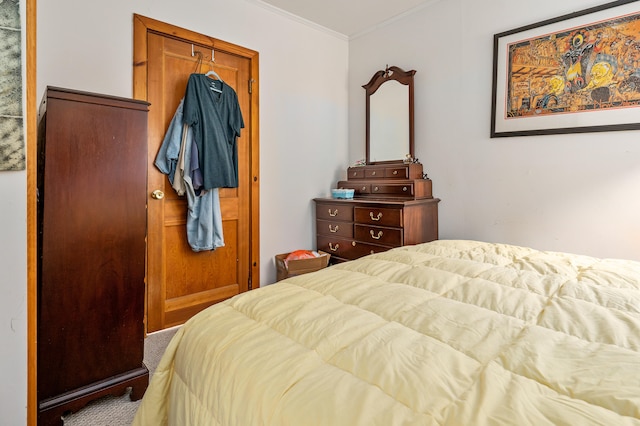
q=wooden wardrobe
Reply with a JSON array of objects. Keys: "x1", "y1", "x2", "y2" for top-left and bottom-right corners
[{"x1": 36, "y1": 87, "x2": 149, "y2": 425}]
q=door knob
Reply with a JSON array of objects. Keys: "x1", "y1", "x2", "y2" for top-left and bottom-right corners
[{"x1": 151, "y1": 189, "x2": 165, "y2": 200}]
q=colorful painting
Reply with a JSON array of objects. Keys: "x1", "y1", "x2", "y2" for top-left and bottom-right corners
[
  {"x1": 508, "y1": 12, "x2": 640, "y2": 117},
  {"x1": 0, "y1": 0, "x2": 24, "y2": 170},
  {"x1": 491, "y1": 0, "x2": 640, "y2": 137}
]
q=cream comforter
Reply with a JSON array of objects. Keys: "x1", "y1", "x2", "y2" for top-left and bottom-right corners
[{"x1": 133, "y1": 240, "x2": 640, "y2": 425}]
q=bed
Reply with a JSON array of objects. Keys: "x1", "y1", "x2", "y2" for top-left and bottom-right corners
[{"x1": 133, "y1": 240, "x2": 640, "y2": 425}]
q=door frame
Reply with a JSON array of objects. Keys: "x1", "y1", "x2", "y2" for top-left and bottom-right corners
[
  {"x1": 133, "y1": 14, "x2": 260, "y2": 331},
  {"x1": 27, "y1": 0, "x2": 37, "y2": 424}
]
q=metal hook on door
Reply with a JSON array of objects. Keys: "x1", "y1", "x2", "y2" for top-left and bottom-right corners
[
  {"x1": 191, "y1": 44, "x2": 215, "y2": 62},
  {"x1": 192, "y1": 45, "x2": 216, "y2": 74}
]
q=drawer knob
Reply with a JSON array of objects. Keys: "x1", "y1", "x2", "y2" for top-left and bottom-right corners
[
  {"x1": 329, "y1": 243, "x2": 339, "y2": 252},
  {"x1": 371, "y1": 171, "x2": 376, "y2": 176},
  {"x1": 352, "y1": 241, "x2": 357, "y2": 246},
  {"x1": 403, "y1": 186, "x2": 408, "y2": 191},
  {"x1": 328, "y1": 209, "x2": 338, "y2": 217},
  {"x1": 361, "y1": 186, "x2": 367, "y2": 191},
  {"x1": 373, "y1": 186, "x2": 379, "y2": 192},
  {"x1": 328, "y1": 224, "x2": 339, "y2": 233},
  {"x1": 393, "y1": 170, "x2": 398, "y2": 175},
  {"x1": 370, "y1": 230, "x2": 383, "y2": 240},
  {"x1": 370, "y1": 212, "x2": 383, "y2": 221}
]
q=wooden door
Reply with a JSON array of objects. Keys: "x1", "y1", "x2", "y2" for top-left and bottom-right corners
[{"x1": 133, "y1": 15, "x2": 260, "y2": 332}]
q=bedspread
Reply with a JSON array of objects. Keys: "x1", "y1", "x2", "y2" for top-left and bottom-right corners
[{"x1": 133, "y1": 240, "x2": 640, "y2": 425}]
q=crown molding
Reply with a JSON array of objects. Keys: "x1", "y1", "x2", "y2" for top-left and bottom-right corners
[
  {"x1": 245, "y1": 0, "x2": 349, "y2": 41},
  {"x1": 350, "y1": 0, "x2": 442, "y2": 40},
  {"x1": 245, "y1": 0, "x2": 443, "y2": 41}
]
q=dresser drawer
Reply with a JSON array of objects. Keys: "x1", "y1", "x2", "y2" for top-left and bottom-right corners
[
  {"x1": 347, "y1": 167, "x2": 365, "y2": 179},
  {"x1": 316, "y1": 235, "x2": 354, "y2": 259},
  {"x1": 371, "y1": 183, "x2": 414, "y2": 197},
  {"x1": 354, "y1": 224, "x2": 403, "y2": 247},
  {"x1": 385, "y1": 166, "x2": 410, "y2": 179},
  {"x1": 317, "y1": 235, "x2": 388, "y2": 260},
  {"x1": 316, "y1": 203, "x2": 354, "y2": 221},
  {"x1": 352, "y1": 241, "x2": 390, "y2": 258},
  {"x1": 365, "y1": 168, "x2": 383, "y2": 179},
  {"x1": 317, "y1": 219, "x2": 353, "y2": 238},
  {"x1": 354, "y1": 206, "x2": 403, "y2": 227},
  {"x1": 337, "y1": 181, "x2": 371, "y2": 195}
]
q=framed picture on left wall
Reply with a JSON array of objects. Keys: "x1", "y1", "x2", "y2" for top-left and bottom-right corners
[
  {"x1": 0, "y1": 0, "x2": 25, "y2": 171},
  {"x1": 491, "y1": 0, "x2": 640, "y2": 137}
]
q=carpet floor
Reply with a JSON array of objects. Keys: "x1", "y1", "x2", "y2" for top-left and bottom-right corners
[{"x1": 62, "y1": 326, "x2": 180, "y2": 425}]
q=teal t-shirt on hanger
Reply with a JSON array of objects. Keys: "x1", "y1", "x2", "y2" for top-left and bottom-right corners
[{"x1": 183, "y1": 73, "x2": 244, "y2": 190}]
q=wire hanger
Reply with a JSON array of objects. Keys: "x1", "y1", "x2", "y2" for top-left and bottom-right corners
[{"x1": 192, "y1": 45, "x2": 222, "y2": 93}]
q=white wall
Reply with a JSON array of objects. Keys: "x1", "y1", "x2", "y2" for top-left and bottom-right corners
[
  {"x1": 350, "y1": 0, "x2": 640, "y2": 261},
  {"x1": 36, "y1": 0, "x2": 350, "y2": 285},
  {"x1": 0, "y1": 174, "x2": 27, "y2": 423}
]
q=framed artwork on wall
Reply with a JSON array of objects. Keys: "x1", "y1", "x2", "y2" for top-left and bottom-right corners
[
  {"x1": 491, "y1": 0, "x2": 640, "y2": 137},
  {"x1": 0, "y1": 0, "x2": 24, "y2": 170}
]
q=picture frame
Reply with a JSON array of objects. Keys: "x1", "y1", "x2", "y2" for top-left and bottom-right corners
[
  {"x1": 490, "y1": 0, "x2": 640, "y2": 137},
  {"x1": 0, "y1": 0, "x2": 25, "y2": 170}
]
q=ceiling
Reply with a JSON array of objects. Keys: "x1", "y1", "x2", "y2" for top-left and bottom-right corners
[{"x1": 258, "y1": 0, "x2": 437, "y2": 37}]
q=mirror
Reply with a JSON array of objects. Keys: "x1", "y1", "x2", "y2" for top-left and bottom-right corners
[{"x1": 363, "y1": 66, "x2": 416, "y2": 164}]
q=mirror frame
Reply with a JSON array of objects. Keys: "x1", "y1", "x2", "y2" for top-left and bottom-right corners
[{"x1": 363, "y1": 65, "x2": 416, "y2": 164}]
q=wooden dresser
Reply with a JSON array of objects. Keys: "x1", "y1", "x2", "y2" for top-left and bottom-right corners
[
  {"x1": 37, "y1": 87, "x2": 149, "y2": 425},
  {"x1": 315, "y1": 162, "x2": 439, "y2": 262}
]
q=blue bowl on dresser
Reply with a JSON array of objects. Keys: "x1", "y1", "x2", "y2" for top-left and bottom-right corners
[{"x1": 331, "y1": 188, "x2": 355, "y2": 199}]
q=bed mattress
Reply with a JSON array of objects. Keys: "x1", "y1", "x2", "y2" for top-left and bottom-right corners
[{"x1": 133, "y1": 240, "x2": 640, "y2": 425}]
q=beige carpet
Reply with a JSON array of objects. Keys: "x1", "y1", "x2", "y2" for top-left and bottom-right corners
[{"x1": 62, "y1": 326, "x2": 180, "y2": 425}]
